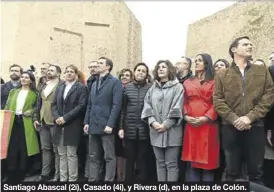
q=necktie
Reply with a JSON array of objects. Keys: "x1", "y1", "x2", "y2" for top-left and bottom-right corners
[{"x1": 98, "y1": 77, "x2": 102, "y2": 90}]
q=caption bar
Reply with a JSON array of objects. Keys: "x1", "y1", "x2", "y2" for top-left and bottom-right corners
[{"x1": 1, "y1": 182, "x2": 250, "y2": 192}]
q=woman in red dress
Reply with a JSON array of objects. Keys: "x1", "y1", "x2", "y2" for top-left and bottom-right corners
[{"x1": 182, "y1": 53, "x2": 219, "y2": 181}]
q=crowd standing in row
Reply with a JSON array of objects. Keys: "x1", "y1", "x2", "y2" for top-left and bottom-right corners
[{"x1": 1, "y1": 36, "x2": 274, "y2": 189}]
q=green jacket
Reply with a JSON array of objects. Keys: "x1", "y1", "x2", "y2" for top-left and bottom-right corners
[{"x1": 5, "y1": 88, "x2": 40, "y2": 156}]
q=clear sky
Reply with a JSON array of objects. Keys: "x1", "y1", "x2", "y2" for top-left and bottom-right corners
[{"x1": 125, "y1": 1, "x2": 236, "y2": 68}]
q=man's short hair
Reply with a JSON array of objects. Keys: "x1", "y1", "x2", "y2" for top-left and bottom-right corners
[
  {"x1": 65, "y1": 64, "x2": 79, "y2": 74},
  {"x1": 49, "y1": 64, "x2": 62, "y2": 74},
  {"x1": 181, "y1": 56, "x2": 192, "y2": 69},
  {"x1": 9, "y1": 64, "x2": 23, "y2": 74},
  {"x1": 99, "y1": 57, "x2": 113, "y2": 72},
  {"x1": 229, "y1": 36, "x2": 250, "y2": 59}
]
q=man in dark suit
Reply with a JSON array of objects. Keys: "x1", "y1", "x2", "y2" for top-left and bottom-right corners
[
  {"x1": 51, "y1": 65, "x2": 88, "y2": 182},
  {"x1": 78, "y1": 60, "x2": 102, "y2": 181},
  {"x1": 1, "y1": 64, "x2": 23, "y2": 109},
  {"x1": 84, "y1": 57, "x2": 123, "y2": 182}
]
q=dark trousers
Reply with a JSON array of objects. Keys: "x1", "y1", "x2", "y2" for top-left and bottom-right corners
[
  {"x1": 178, "y1": 147, "x2": 187, "y2": 182},
  {"x1": 222, "y1": 124, "x2": 265, "y2": 183},
  {"x1": 214, "y1": 147, "x2": 226, "y2": 182},
  {"x1": 146, "y1": 144, "x2": 157, "y2": 182},
  {"x1": 124, "y1": 139, "x2": 149, "y2": 182},
  {"x1": 26, "y1": 130, "x2": 41, "y2": 176},
  {"x1": 6, "y1": 115, "x2": 28, "y2": 181},
  {"x1": 186, "y1": 164, "x2": 214, "y2": 181},
  {"x1": 263, "y1": 159, "x2": 274, "y2": 189},
  {"x1": 77, "y1": 134, "x2": 88, "y2": 177}
]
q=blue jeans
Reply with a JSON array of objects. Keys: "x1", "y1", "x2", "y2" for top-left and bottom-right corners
[{"x1": 186, "y1": 164, "x2": 214, "y2": 182}]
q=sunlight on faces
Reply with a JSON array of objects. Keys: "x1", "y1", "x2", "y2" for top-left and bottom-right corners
[
  {"x1": 134, "y1": 65, "x2": 147, "y2": 81},
  {"x1": 9, "y1": 66, "x2": 21, "y2": 81},
  {"x1": 214, "y1": 61, "x2": 227, "y2": 73},
  {"x1": 65, "y1": 67, "x2": 77, "y2": 82},
  {"x1": 157, "y1": 62, "x2": 168, "y2": 79},
  {"x1": 232, "y1": 38, "x2": 253, "y2": 58},
  {"x1": 20, "y1": 73, "x2": 32, "y2": 86},
  {"x1": 195, "y1": 55, "x2": 205, "y2": 72},
  {"x1": 120, "y1": 71, "x2": 132, "y2": 84}
]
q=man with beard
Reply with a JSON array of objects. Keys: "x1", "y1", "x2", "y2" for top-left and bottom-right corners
[
  {"x1": 1, "y1": 64, "x2": 23, "y2": 181},
  {"x1": 26, "y1": 62, "x2": 51, "y2": 178},
  {"x1": 37, "y1": 63, "x2": 50, "y2": 91},
  {"x1": 78, "y1": 60, "x2": 99, "y2": 181},
  {"x1": 174, "y1": 57, "x2": 192, "y2": 182},
  {"x1": 33, "y1": 65, "x2": 62, "y2": 181},
  {"x1": 1, "y1": 64, "x2": 23, "y2": 109},
  {"x1": 269, "y1": 52, "x2": 274, "y2": 67},
  {"x1": 87, "y1": 61, "x2": 98, "y2": 91},
  {"x1": 175, "y1": 56, "x2": 193, "y2": 84}
]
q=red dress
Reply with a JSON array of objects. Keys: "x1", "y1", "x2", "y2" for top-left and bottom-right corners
[{"x1": 181, "y1": 78, "x2": 219, "y2": 170}]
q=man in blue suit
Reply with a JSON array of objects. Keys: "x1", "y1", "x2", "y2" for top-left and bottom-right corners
[{"x1": 84, "y1": 57, "x2": 123, "y2": 182}]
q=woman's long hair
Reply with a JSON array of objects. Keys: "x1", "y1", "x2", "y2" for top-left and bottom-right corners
[
  {"x1": 195, "y1": 53, "x2": 215, "y2": 81},
  {"x1": 19, "y1": 71, "x2": 37, "y2": 91}
]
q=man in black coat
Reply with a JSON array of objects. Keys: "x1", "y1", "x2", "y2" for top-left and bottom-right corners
[
  {"x1": 78, "y1": 60, "x2": 99, "y2": 180},
  {"x1": 51, "y1": 65, "x2": 88, "y2": 182},
  {"x1": 1, "y1": 64, "x2": 23, "y2": 109},
  {"x1": 87, "y1": 60, "x2": 98, "y2": 92},
  {"x1": 84, "y1": 57, "x2": 123, "y2": 182}
]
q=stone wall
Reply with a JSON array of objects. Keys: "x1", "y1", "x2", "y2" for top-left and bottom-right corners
[
  {"x1": 1, "y1": 2, "x2": 142, "y2": 80},
  {"x1": 186, "y1": 2, "x2": 274, "y2": 67}
]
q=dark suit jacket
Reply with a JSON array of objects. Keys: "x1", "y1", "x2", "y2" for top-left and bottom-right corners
[
  {"x1": 51, "y1": 81, "x2": 88, "y2": 146},
  {"x1": 1, "y1": 81, "x2": 20, "y2": 109},
  {"x1": 84, "y1": 74, "x2": 123, "y2": 135}
]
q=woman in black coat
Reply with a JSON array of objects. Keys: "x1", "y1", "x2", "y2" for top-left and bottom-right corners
[{"x1": 118, "y1": 63, "x2": 153, "y2": 182}]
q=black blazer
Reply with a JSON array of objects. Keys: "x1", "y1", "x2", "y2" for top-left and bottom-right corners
[{"x1": 51, "y1": 81, "x2": 88, "y2": 146}]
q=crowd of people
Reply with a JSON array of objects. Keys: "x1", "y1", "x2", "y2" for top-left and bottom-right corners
[{"x1": 0, "y1": 36, "x2": 274, "y2": 189}]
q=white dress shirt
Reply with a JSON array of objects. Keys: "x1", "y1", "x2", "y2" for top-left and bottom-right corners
[
  {"x1": 15, "y1": 90, "x2": 28, "y2": 115},
  {"x1": 63, "y1": 81, "x2": 76, "y2": 99}
]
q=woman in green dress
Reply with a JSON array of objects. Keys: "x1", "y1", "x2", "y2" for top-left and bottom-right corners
[{"x1": 4, "y1": 71, "x2": 40, "y2": 181}]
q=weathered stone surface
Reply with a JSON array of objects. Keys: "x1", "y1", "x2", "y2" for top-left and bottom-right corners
[
  {"x1": 1, "y1": 2, "x2": 142, "y2": 80},
  {"x1": 186, "y1": 2, "x2": 274, "y2": 67}
]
